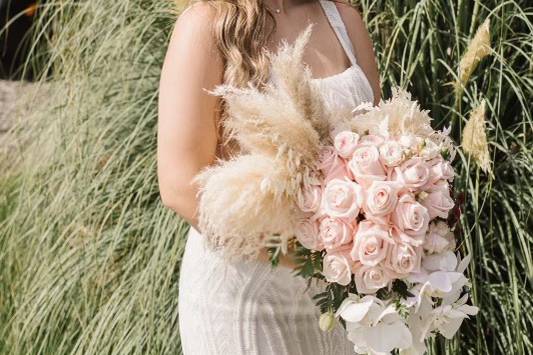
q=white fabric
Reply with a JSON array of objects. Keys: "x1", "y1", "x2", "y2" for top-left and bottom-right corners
[
  {"x1": 178, "y1": 3, "x2": 375, "y2": 354},
  {"x1": 319, "y1": 0, "x2": 358, "y2": 66}
]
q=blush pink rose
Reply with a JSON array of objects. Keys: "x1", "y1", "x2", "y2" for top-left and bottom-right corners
[
  {"x1": 334, "y1": 131, "x2": 360, "y2": 158},
  {"x1": 394, "y1": 157, "x2": 431, "y2": 189},
  {"x1": 428, "y1": 157, "x2": 455, "y2": 184},
  {"x1": 420, "y1": 182, "x2": 455, "y2": 219},
  {"x1": 323, "y1": 251, "x2": 353, "y2": 286},
  {"x1": 384, "y1": 241, "x2": 422, "y2": 277},
  {"x1": 379, "y1": 140, "x2": 405, "y2": 167},
  {"x1": 390, "y1": 225, "x2": 425, "y2": 247},
  {"x1": 364, "y1": 181, "x2": 401, "y2": 224},
  {"x1": 319, "y1": 217, "x2": 354, "y2": 250},
  {"x1": 353, "y1": 263, "x2": 392, "y2": 294},
  {"x1": 351, "y1": 221, "x2": 392, "y2": 266},
  {"x1": 297, "y1": 183, "x2": 322, "y2": 213},
  {"x1": 321, "y1": 178, "x2": 364, "y2": 221},
  {"x1": 295, "y1": 219, "x2": 324, "y2": 251},
  {"x1": 423, "y1": 220, "x2": 456, "y2": 254},
  {"x1": 348, "y1": 145, "x2": 386, "y2": 187},
  {"x1": 317, "y1": 146, "x2": 349, "y2": 183},
  {"x1": 392, "y1": 193, "x2": 430, "y2": 237}
]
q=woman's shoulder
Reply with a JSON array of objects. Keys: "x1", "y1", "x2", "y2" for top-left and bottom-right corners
[
  {"x1": 333, "y1": 1, "x2": 365, "y2": 32},
  {"x1": 175, "y1": 2, "x2": 217, "y2": 34},
  {"x1": 167, "y1": 2, "x2": 221, "y2": 58}
]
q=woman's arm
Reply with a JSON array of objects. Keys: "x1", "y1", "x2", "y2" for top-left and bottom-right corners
[
  {"x1": 157, "y1": 4, "x2": 223, "y2": 229},
  {"x1": 157, "y1": 4, "x2": 296, "y2": 269},
  {"x1": 336, "y1": 3, "x2": 381, "y2": 105}
]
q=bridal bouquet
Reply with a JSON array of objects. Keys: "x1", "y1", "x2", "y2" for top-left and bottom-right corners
[
  {"x1": 194, "y1": 27, "x2": 478, "y2": 355},
  {"x1": 293, "y1": 114, "x2": 478, "y2": 354}
]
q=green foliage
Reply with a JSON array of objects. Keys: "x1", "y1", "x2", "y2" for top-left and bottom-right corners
[
  {"x1": 356, "y1": 0, "x2": 533, "y2": 353},
  {"x1": 0, "y1": 0, "x2": 531, "y2": 354},
  {"x1": 1, "y1": 1, "x2": 187, "y2": 354}
]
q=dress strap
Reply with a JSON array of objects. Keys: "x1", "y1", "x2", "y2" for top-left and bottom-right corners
[{"x1": 318, "y1": 1, "x2": 357, "y2": 66}]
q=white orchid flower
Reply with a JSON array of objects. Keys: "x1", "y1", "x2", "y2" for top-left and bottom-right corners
[
  {"x1": 336, "y1": 294, "x2": 413, "y2": 354},
  {"x1": 420, "y1": 294, "x2": 479, "y2": 340},
  {"x1": 407, "y1": 252, "x2": 471, "y2": 303}
]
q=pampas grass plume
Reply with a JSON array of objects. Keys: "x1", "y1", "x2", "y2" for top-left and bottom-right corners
[
  {"x1": 194, "y1": 154, "x2": 302, "y2": 260},
  {"x1": 455, "y1": 18, "x2": 492, "y2": 93},
  {"x1": 462, "y1": 100, "x2": 491, "y2": 173},
  {"x1": 352, "y1": 88, "x2": 434, "y2": 138}
]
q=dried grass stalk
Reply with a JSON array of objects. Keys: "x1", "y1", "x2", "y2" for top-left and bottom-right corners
[
  {"x1": 455, "y1": 19, "x2": 492, "y2": 93},
  {"x1": 462, "y1": 100, "x2": 491, "y2": 173}
]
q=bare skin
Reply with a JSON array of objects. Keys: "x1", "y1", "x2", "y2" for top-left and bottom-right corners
[{"x1": 157, "y1": 0, "x2": 380, "y2": 269}]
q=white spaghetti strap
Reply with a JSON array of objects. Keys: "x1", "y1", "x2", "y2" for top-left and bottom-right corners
[{"x1": 318, "y1": 1, "x2": 358, "y2": 66}]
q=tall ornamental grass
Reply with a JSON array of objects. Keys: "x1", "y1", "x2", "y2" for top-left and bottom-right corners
[{"x1": 0, "y1": 0, "x2": 531, "y2": 354}]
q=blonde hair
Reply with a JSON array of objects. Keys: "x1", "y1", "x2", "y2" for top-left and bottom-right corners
[{"x1": 195, "y1": 0, "x2": 273, "y2": 88}]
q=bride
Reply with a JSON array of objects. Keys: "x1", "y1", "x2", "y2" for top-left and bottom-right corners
[{"x1": 157, "y1": 0, "x2": 380, "y2": 353}]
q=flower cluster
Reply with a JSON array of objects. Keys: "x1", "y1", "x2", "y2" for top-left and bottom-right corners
[{"x1": 294, "y1": 130, "x2": 477, "y2": 354}]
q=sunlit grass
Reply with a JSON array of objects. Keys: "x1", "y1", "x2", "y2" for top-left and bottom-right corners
[{"x1": 0, "y1": 0, "x2": 531, "y2": 354}]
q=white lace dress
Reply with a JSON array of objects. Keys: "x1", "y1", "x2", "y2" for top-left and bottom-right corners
[{"x1": 178, "y1": 2, "x2": 375, "y2": 354}]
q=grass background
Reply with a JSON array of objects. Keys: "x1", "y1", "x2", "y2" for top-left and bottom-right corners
[{"x1": 0, "y1": 0, "x2": 531, "y2": 354}]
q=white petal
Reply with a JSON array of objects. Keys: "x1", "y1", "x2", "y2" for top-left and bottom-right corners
[
  {"x1": 438, "y1": 318, "x2": 464, "y2": 339},
  {"x1": 422, "y1": 251, "x2": 457, "y2": 271},
  {"x1": 337, "y1": 298, "x2": 374, "y2": 323},
  {"x1": 428, "y1": 271, "x2": 462, "y2": 293},
  {"x1": 456, "y1": 253, "x2": 471, "y2": 273},
  {"x1": 366, "y1": 322, "x2": 413, "y2": 353},
  {"x1": 399, "y1": 339, "x2": 427, "y2": 355},
  {"x1": 376, "y1": 304, "x2": 401, "y2": 324},
  {"x1": 457, "y1": 304, "x2": 479, "y2": 316}
]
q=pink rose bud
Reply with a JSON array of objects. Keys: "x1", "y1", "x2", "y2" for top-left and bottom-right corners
[
  {"x1": 351, "y1": 221, "x2": 392, "y2": 266},
  {"x1": 353, "y1": 263, "x2": 392, "y2": 294},
  {"x1": 295, "y1": 219, "x2": 324, "y2": 251},
  {"x1": 420, "y1": 181, "x2": 455, "y2": 219},
  {"x1": 334, "y1": 131, "x2": 360, "y2": 158},
  {"x1": 297, "y1": 183, "x2": 322, "y2": 213},
  {"x1": 319, "y1": 217, "x2": 354, "y2": 250},
  {"x1": 364, "y1": 181, "x2": 401, "y2": 224},
  {"x1": 348, "y1": 145, "x2": 386, "y2": 188},
  {"x1": 322, "y1": 252, "x2": 353, "y2": 286},
  {"x1": 321, "y1": 178, "x2": 364, "y2": 221},
  {"x1": 394, "y1": 157, "x2": 431, "y2": 189},
  {"x1": 317, "y1": 146, "x2": 350, "y2": 184},
  {"x1": 379, "y1": 140, "x2": 405, "y2": 167},
  {"x1": 384, "y1": 241, "x2": 422, "y2": 276},
  {"x1": 428, "y1": 157, "x2": 455, "y2": 184},
  {"x1": 392, "y1": 193, "x2": 430, "y2": 237}
]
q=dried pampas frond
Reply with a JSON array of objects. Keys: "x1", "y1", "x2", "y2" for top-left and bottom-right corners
[
  {"x1": 211, "y1": 25, "x2": 325, "y2": 179},
  {"x1": 269, "y1": 25, "x2": 331, "y2": 143},
  {"x1": 455, "y1": 19, "x2": 492, "y2": 93},
  {"x1": 352, "y1": 88, "x2": 434, "y2": 138},
  {"x1": 462, "y1": 100, "x2": 491, "y2": 173},
  {"x1": 196, "y1": 27, "x2": 328, "y2": 260},
  {"x1": 194, "y1": 154, "x2": 303, "y2": 260}
]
